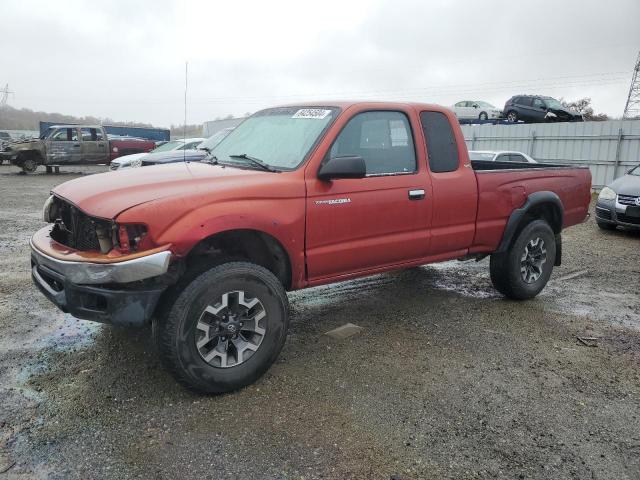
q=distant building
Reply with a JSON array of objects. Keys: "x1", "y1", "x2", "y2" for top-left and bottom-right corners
[{"x1": 203, "y1": 117, "x2": 247, "y2": 137}]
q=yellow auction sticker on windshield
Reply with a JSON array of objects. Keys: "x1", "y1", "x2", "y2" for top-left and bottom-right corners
[{"x1": 292, "y1": 109, "x2": 332, "y2": 119}]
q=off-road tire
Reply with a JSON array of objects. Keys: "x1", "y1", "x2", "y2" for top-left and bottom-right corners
[
  {"x1": 479, "y1": 112, "x2": 488, "y2": 120},
  {"x1": 153, "y1": 262, "x2": 289, "y2": 394},
  {"x1": 596, "y1": 220, "x2": 616, "y2": 231},
  {"x1": 490, "y1": 220, "x2": 556, "y2": 300}
]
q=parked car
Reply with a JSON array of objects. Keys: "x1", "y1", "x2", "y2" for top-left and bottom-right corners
[
  {"x1": 109, "y1": 137, "x2": 205, "y2": 170},
  {"x1": 503, "y1": 95, "x2": 583, "y2": 123},
  {"x1": 469, "y1": 150, "x2": 537, "y2": 163},
  {"x1": 0, "y1": 125, "x2": 155, "y2": 173},
  {"x1": 134, "y1": 128, "x2": 235, "y2": 168},
  {"x1": 595, "y1": 163, "x2": 640, "y2": 230},
  {"x1": 30, "y1": 101, "x2": 591, "y2": 393},
  {"x1": 451, "y1": 101, "x2": 501, "y2": 121}
]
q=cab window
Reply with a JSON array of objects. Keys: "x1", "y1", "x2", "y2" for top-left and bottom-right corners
[
  {"x1": 329, "y1": 111, "x2": 416, "y2": 175},
  {"x1": 51, "y1": 128, "x2": 78, "y2": 141}
]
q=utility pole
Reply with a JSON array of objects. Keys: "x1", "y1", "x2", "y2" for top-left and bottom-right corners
[
  {"x1": 623, "y1": 50, "x2": 640, "y2": 119},
  {"x1": 0, "y1": 84, "x2": 13, "y2": 108}
]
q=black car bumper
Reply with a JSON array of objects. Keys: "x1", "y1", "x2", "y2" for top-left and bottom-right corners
[
  {"x1": 32, "y1": 258, "x2": 166, "y2": 328},
  {"x1": 595, "y1": 202, "x2": 640, "y2": 229}
]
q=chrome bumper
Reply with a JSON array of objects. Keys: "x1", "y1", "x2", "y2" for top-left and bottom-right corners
[{"x1": 30, "y1": 240, "x2": 172, "y2": 285}]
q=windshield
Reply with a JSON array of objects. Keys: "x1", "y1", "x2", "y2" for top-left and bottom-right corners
[
  {"x1": 476, "y1": 101, "x2": 495, "y2": 108},
  {"x1": 199, "y1": 128, "x2": 233, "y2": 151},
  {"x1": 629, "y1": 164, "x2": 640, "y2": 176},
  {"x1": 469, "y1": 151, "x2": 496, "y2": 161},
  {"x1": 211, "y1": 106, "x2": 339, "y2": 170},
  {"x1": 151, "y1": 140, "x2": 184, "y2": 153},
  {"x1": 543, "y1": 97, "x2": 564, "y2": 109}
]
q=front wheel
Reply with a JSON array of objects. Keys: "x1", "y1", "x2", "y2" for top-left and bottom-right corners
[
  {"x1": 506, "y1": 110, "x2": 518, "y2": 123},
  {"x1": 153, "y1": 262, "x2": 289, "y2": 394},
  {"x1": 479, "y1": 112, "x2": 488, "y2": 120},
  {"x1": 21, "y1": 157, "x2": 38, "y2": 173},
  {"x1": 490, "y1": 220, "x2": 556, "y2": 300}
]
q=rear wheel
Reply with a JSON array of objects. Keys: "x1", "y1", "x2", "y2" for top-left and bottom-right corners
[
  {"x1": 490, "y1": 219, "x2": 556, "y2": 300},
  {"x1": 153, "y1": 262, "x2": 289, "y2": 394},
  {"x1": 506, "y1": 110, "x2": 518, "y2": 123}
]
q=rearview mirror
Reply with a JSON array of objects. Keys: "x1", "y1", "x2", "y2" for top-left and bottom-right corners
[{"x1": 318, "y1": 155, "x2": 366, "y2": 181}]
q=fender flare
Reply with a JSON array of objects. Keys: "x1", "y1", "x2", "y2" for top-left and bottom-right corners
[{"x1": 496, "y1": 191, "x2": 564, "y2": 265}]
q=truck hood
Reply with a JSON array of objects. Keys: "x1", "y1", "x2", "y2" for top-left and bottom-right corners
[{"x1": 52, "y1": 161, "x2": 276, "y2": 219}]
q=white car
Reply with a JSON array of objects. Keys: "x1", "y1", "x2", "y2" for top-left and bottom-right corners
[
  {"x1": 451, "y1": 101, "x2": 502, "y2": 121},
  {"x1": 468, "y1": 150, "x2": 537, "y2": 163},
  {"x1": 109, "y1": 137, "x2": 205, "y2": 170}
]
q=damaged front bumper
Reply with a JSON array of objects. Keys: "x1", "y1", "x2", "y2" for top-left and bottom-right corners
[{"x1": 30, "y1": 232, "x2": 172, "y2": 327}]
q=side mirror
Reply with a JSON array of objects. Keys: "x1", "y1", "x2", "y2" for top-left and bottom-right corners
[
  {"x1": 318, "y1": 155, "x2": 366, "y2": 181},
  {"x1": 472, "y1": 104, "x2": 479, "y2": 108}
]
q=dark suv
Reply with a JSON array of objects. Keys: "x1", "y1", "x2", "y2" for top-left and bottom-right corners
[{"x1": 504, "y1": 95, "x2": 583, "y2": 123}]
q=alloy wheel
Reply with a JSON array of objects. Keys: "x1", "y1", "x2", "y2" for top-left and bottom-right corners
[
  {"x1": 195, "y1": 290, "x2": 267, "y2": 368},
  {"x1": 520, "y1": 237, "x2": 547, "y2": 283}
]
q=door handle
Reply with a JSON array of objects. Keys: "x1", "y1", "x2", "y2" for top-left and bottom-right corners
[{"x1": 408, "y1": 189, "x2": 425, "y2": 200}]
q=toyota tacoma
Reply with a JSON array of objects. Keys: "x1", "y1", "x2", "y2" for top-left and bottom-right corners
[{"x1": 30, "y1": 102, "x2": 592, "y2": 393}]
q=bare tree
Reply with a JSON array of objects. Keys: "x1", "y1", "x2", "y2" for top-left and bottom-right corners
[{"x1": 559, "y1": 97, "x2": 609, "y2": 121}]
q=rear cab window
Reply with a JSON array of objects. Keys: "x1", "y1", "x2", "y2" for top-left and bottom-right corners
[{"x1": 420, "y1": 111, "x2": 459, "y2": 173}]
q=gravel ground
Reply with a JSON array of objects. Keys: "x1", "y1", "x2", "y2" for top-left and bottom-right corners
[{"x1": 0, "y1": 163, "x2": 639, "y2": 479}]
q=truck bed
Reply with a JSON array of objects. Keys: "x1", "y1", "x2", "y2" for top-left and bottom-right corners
[{"x1": 471, "y1": 161, "x2": 592, "y2": 252}]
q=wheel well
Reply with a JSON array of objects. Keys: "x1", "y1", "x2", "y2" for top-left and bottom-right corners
[
  {"x1": 17, "y1": 150, "x2": 43, "y2": 161},
  {"x1": 184, "y1": 230, "x2": 292, "y2": 290},
  {"x1": 497, "y1": 198, "x2": 563, "y2": 254},
  {"x1": 523, "y1": 202, "x2": 562, "y2": 234}
]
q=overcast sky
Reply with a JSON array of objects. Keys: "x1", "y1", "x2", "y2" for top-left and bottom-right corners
[{"x1": 3, "y1": 0, "x2": 640, "y2": 127}]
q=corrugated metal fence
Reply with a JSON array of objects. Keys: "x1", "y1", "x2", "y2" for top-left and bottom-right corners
[{"x1": 461, "y1": 120, "x2": 640, "y2": 188}]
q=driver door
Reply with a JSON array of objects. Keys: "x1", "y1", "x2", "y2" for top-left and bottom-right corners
[
  {"x1": 46, "y1": 127, "x2": 81, "y2": 164},
  {"x1": 304, "y1": 109, "x2": 432, "y2": 282}
]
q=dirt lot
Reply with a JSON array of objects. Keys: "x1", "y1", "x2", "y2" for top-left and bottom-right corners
[{"x1": 0, "y1": 164, "x2": 639, "y2": 480}]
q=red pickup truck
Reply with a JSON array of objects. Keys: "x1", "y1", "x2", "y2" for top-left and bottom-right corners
[{"x1": 30, "y1": 102, "x2": 591, "y2": 393}]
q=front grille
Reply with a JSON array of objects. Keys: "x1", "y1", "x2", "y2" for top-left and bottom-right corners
[
  {"x1": 595, "y1": 206, "x2": 612, "y2": 220},
  {"x1": 618, "y1": 194, "x2": 640, "y2": 206},
  {"x1": 49, "y1": 197, "x2": 111, "y2": 251}
]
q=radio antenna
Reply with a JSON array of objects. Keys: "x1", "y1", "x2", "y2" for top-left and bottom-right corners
[{"x1": 183, "y1": 61, "x2": 188, "y2": 164}]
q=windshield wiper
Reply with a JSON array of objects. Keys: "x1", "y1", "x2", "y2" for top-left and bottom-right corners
[{"x1": 228, "y1": 153, "x2": 280, "y2": 172}]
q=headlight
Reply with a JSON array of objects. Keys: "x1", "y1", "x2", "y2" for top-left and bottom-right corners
[
  {"x1": 598, "y1": 186, "x2": 616, "y2": 201},
  {"x1": 130, "y1": 158, "x2": 142, "y2": 168},
  {"x1": 43, "y1": 195, "x2": 56, "y2": 222}
]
